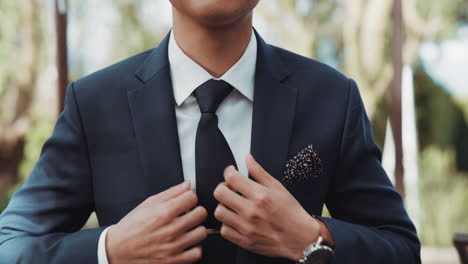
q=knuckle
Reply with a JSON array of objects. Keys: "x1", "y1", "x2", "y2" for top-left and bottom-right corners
[
  {"x1": 162, "y1": 243, "x2": 177, "y2": 255},
  {"x1": 213, "y1": 205, "x2": 223, "y2": 219},
  {"x1": 225, "y1": 172, "x2": 235, "y2": 184},
  {"x1": 244, "y1": 207, "x2": 259, "y2": 221},
  {"x1": 156, "y1": 210, "x2": 172, "y2": 224},
  {"x1": 198, "y1": 206, "x2": 208, "y2": 219},
  {"x1": 193, "y1": 246, "x2": 203, "y2": 260},
  {"x1": 272, "y1": 232, "x2": 281, "y2": 244},
  {"x1": 162, "y1": 201, "x2": 176, "y2": 215},
  {"x1": 189, "y1": 189, "x2": 197, "y2": 200},
  {"x1": 241, "y1": 237, "x2": 254, "y2": 249},
  {"x1": 213, "y1": 184, "x2": 223, "y2": 199},
  {"x1": 197, "y1": 226, "x2": 208, "y2": 240},
  {"x1": 254, "y1": 191, "x2": 269, "y2": 205},
  {"x1": 194, "y1": 247, "x2": 203, "y2": 260},
  {"x1": 166, "y1": 202, "x2": 180, "y2": 216},
  {"x1": 189, "y1": 190, "x2": 198, "y2": 204},
  {"x1": 220, "y1": 225, "x2": 228, "y2": 237},
  {"x1": 149, "y1": 206, "x2": 162, "y2": 218},
  {"x1": 164, "y1": 226, "x2": 178, "y2": 241},
  {"x1": 201, "y1": 207, "x2": 208, "y2": 219},
  {"x1": 243, "y1": 225, "x2": 256, "y2": 237}
]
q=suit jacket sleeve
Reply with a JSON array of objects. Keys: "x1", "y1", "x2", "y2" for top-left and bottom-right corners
[
  {"x1": 0, "y1": 82, "x2": 105, "y2": 263},
  {"x1": 318, "y1": 79, "x2": 421, "y2": 263}
]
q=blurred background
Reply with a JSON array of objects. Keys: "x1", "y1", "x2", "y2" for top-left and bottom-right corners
[{"x1": 0, "y1": 0, "x2": 467, "y2": 263}]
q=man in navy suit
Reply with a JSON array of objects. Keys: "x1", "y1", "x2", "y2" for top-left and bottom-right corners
[{"x1": 0, "y1": 0, "x2": 420, "y2": 263}]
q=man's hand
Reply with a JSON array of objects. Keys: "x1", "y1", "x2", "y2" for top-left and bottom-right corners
[
  {"x1": 213, "y1": 154, "x2": 322, "y2": 261},
  {"x1": 106, "y1": 181, "x2": 208, "y2": 264}
]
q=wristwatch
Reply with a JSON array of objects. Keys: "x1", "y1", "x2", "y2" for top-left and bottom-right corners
[
  {"x1": 297, "y1": 236, "x2": 334, "y2": 264},
  {"x1": 297, "y1": 216, "x2": 334, "y2": 264}
]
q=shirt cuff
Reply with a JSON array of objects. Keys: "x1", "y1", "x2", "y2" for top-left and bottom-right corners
[{"x1": 97, "y1": 226, "x2": 113, "y2": 264}]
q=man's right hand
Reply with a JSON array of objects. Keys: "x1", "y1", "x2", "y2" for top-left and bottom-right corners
[{"x1": 106, "y1": 181, "x2": 208, "y2": 264}]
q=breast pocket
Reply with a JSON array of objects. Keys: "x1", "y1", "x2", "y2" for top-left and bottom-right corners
[{"x1": 280, "y1": 144, "x2": 330, "y2": 215}]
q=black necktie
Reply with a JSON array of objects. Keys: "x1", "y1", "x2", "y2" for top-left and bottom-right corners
[{"x1": 194, "y1": 79, "x2": 237, "y2": 229}]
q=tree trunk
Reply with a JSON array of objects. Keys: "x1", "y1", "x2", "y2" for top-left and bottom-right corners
[
  {"x1": 390, "y1": 0, "x2": 405, "y2": 197},
  {"x1": 0, "y1": 138, "x2": 25, "y2": 191}
]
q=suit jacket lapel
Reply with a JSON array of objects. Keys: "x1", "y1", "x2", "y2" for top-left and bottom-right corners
[
  {"x1": 237, "y1": 31, "x2": 297, "y2": 264},
  {"x1": 127, "y1": 32, "x2": 185, "y2": 197},
  {"x1": 249, "y1": 30, "x2": 297, "y2": 182}
]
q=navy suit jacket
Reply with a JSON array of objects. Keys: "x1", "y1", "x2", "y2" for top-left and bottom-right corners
[{"x1": 0, "y1": 31, "x2": 420, "y2": 263}]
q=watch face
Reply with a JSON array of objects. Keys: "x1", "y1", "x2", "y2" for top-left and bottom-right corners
[{"x1": 305, "y1": 248, "x2": 334, "y2": 264}]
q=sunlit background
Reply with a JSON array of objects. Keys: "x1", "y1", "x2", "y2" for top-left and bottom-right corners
[{"x1": 0, "y1": 0, "x2": 467, "y2": 263}]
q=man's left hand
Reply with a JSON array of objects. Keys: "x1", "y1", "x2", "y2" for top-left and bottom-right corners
[{"x1": 213, "y1": 154, "x2": 321, "y2": 261}]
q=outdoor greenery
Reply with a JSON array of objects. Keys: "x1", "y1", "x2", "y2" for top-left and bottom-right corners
[
  {"x1": 18, "y1": 111, "x2": 54, "y2": 183},
  {"x1": 374, "y1": 66, "x2": 468, "y2": 173},
  {"x1": 419, "y1": 146, "x2": 468, "y2": 246},
  {"x1": 0, "y1": 0, "x2": 44, "y2": 190},
  {"x1": 372, "y1": 67, "x2": 468, "y2": 246},
  {"x1": 413, "y1": 68, "x2": 468, "y2": 172}
]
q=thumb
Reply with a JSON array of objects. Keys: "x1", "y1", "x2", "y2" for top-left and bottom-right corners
[{"x1": 247, "y1": 154, "x2": 274, "y2": 187}]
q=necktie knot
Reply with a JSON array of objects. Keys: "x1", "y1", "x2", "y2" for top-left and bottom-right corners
[{"x1": 193, "y1": 79, "x2": 233, "y2": 114}]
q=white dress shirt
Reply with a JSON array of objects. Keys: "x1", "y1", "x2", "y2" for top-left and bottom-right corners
[{"x1": 97, "y1": 29, "x2": 257, "y2": 263}]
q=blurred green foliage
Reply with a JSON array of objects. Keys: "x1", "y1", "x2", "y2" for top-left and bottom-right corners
[
  {"x1": 419, "y1": 146, "x2": 468, "y2": 246},
  {"x1": 18, "y1": 111, "x2": 54, "y2": 183},
  {"x1": 0, "y1": 189, "x2": 12, "y2": 213},
  {"x1": 373, "y1": 66, "x2": 468, "y2": 172},
  {"x1": 372, "y1": 67, "x2": 468, "y2": 246},
  {"x1": 413, "y1": 68, "x2": 468, "y2": 172},
  {"x1": 415, "y1": 0, "x2": 468, "y2": 40},
  {"x1": 111, "y1": 1, "x2": 164, "y2": 57},
  {"x1": 455, "y1": 98, "x2": 468, "y2": 122},
  {"x1": 0, "y1": 1, "x2": 19, "y2": 122}
]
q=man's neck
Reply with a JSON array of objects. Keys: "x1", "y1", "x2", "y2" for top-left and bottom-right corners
[{"x1": 172, "y1": 9, "x2": 253, "y2": 78}]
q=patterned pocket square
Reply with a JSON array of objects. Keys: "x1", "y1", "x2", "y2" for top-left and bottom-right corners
[{"x1": 281, "y1": 144, "x2": 323, "y2": 185}]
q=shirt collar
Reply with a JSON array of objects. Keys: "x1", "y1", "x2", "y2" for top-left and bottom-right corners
[{"x1": 168, "y1": 29, "x2": 257, "y2": 106}]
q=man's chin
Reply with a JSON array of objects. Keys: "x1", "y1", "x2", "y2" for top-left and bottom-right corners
[
  {"x1": 193, "y1": 12, "x2": 252, "y2": 29},
  {"x1": 171, "y1": 0, "x2": 258, "y2": 28}
]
